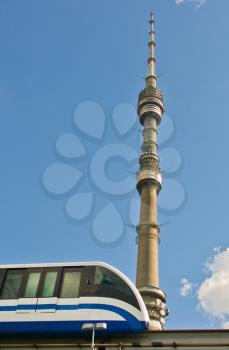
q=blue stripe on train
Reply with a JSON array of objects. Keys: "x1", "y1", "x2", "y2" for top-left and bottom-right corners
[
  {"x1": 0, "y1": 303, "x2": 148, "y2": 333},
  {"x1": 0, "y1": 320, "x2": 147, "y2": 334}
]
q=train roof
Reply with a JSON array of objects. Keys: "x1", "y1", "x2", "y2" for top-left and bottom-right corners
[{"x1": 0, "y1": 261, "x2": 117, "y2": 269}]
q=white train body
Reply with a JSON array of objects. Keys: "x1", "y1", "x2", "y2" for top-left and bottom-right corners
[{"x1": 0, "y1": 262, "x2": 149, "y2": 335}]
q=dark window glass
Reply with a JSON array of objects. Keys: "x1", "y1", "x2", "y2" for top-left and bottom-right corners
[
  {"x1": 94, "y1": 267, "x2": 133, "y2": 296},
  {"x1": 0, "y1": 270, "x2": 23, "y2": 299},
  {"x1": 24, "y1": 272, "x2": 41, "y2": 298},
  {"x1": 91, "y1": 266, "x2": 140, "y2": 310},
  {"x1": 0, "y1": 270, "x2": 5, "y2": 292},
  {"x1": 60, "y1": 270, "x2": 81, "y2": 298},
  {"x1": 41, "y1": 271, "x2": 58, "y2": 298}
]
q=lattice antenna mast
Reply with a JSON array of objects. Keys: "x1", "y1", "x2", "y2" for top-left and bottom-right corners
[{"x1": 146, "y1": 13, "x2": 157, "y2": 87}]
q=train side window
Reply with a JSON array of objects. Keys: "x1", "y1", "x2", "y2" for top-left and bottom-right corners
[
  {"x1": 60, "y1": 270, "x2": 81, "y2": 298},
  {"x1": 24, "y1": 272, "x2": 42, "y2": 298},
  {"x1": 0, "y1": 270, "x2": 24, "y2": 299},
  {"x1": 0, "y1": 270, "x2": 6, "y2": 293},
  {"x1": 41, "y1": 271, "x2": 58, "y2": 298}
]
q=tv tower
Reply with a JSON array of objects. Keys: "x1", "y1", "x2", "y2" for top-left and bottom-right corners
[{"x1": 136, "y1": 13, "x2": 168, "y2": 330}]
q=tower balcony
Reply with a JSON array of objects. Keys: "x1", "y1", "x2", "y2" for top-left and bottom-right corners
[
  {"x1": 136, "y1": 169, "x2": 162, "y2": 192},
  {"x1": 138, "y1": 87, "x2": 164, "y2": 125}
]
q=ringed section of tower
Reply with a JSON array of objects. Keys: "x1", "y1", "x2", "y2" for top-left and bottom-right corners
[{"x1": 135, "y1": 14, "x2": 168, "y2": 330}]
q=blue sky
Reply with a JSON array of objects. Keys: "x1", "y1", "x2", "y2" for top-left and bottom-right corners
[{"x1": 1, "y1": 0, "x2": 229, "y2": 330}]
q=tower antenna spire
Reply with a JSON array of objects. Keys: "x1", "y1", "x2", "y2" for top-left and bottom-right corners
[{"x1": 146, "y1": 13, "x2": 157, "y2": 88}]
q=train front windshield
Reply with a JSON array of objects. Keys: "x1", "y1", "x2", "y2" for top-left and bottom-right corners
[
  {"x1": 88, "y1": 266, "x2": 140, "y2": 310},
  {"x1": 94, "y1": 267, "x2": 132, "y2": 293}
]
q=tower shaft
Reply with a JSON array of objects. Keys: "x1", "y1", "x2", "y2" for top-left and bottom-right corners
[
  {"x1": 136, "y1": 14, "x2": 168, "y2": 330},
  {"x1": 137, "y1": 184, "x2": 159, "y2": 287}
]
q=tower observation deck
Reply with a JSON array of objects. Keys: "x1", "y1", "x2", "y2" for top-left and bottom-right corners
[{"x1": 136, "y1": 13, "x2": 168, "y2": 330}]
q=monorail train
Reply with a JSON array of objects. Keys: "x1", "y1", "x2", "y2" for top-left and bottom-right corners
[{"x1": 0, "y1": 261, "x2": 149, "y2": 335}]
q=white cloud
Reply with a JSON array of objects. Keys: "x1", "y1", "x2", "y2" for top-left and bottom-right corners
[
  {"x1": 195, "y1": 0, "x2": 206, "y2": 8},
  {"x1": 197, "y1": 248, "x2": 229, "y2": 327},
  {"x1": 175, "y1": 0, "x2": 206, "y2": 8},
  {"x1": 180, "y1": 278, "x2": 193, "y2": 297},
  {"x1": 222, "y1": 321, "x2": 229, "y2": 329},
  {"x1": 213, "y1": 246, "x2": 221, "y2": 254}
]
